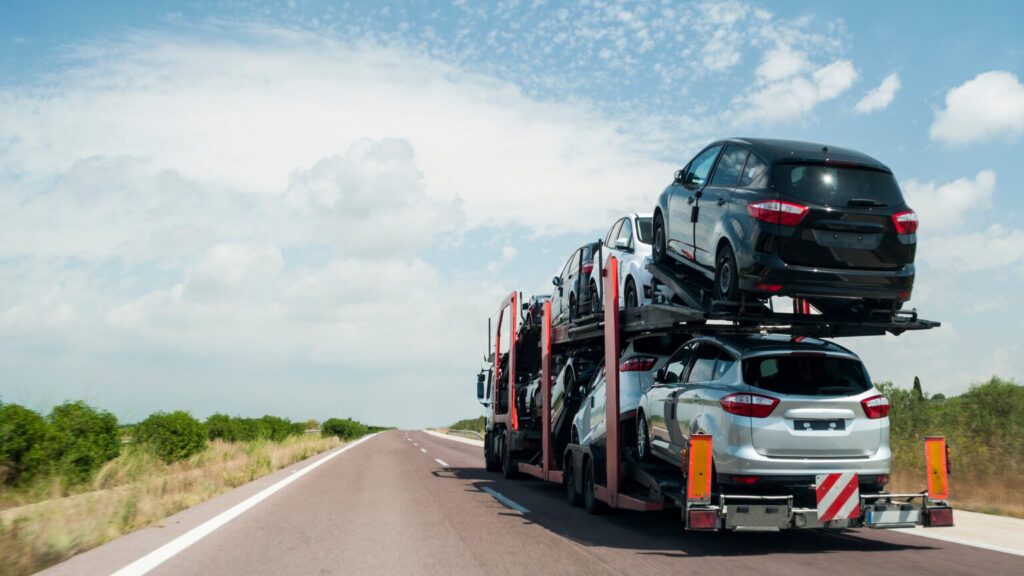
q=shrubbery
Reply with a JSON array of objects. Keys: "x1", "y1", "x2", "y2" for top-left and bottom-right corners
[
  {"x1": 321, "y1": 418, "x2": 368, "y2": 440},
  {"x1": 48, "y1": 401, "x2": 121, "y2": 483},
  {"x1": 449, "y1": 416, "x2": 485, "y2": 434},
  {"x1": 134, "y1": 411, "x2": 207, "y2": 463},
  {"x1": 204, "y1": 413, "x2": 307, "y2": 443},
  {"x1": 0, "y1": 402, "x2": 50, "y2": 485}
]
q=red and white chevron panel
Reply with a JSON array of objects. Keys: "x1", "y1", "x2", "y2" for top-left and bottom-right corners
[{"x1": 816, "y1": 473, "x2": 861, "y2": 521}]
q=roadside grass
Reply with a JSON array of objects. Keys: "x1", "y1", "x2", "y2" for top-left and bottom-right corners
[
  {"x1": 889, "y1": 468, "x2": 1024, "y2": 520},
  {"x1": 0, "y1": 434, "x2": 342, "y2": 576}
]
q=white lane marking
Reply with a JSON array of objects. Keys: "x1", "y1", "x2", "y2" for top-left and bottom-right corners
[
  {"x1": 435, "y1": 458, "x2": 449, "y2": 467},
  {"x1": 423, "y1": 429, "x2": 483, "y2": 446},
  {"x1": 420, "y1": 448, "x2": 427, "y2": 453},
  {"x1": 413, "y1": 443, "x2": 418, "y2": 447},
  {"x1": 481, "y1": 487, "x2": 530, "y2": 514},
  {"x1": 893, "y1": 529, "x2": 1024, "y2": 557},
  {"x1": 111, "y1": 433, "x2": 379, "y2": 576}
]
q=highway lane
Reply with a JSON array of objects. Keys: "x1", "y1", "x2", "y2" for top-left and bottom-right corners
[{"x1": 40, "y1": 429, "x2": 1022, "y2": 575}]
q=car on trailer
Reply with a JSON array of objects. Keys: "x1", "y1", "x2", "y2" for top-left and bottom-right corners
[
  {"x1": 551, "y1": 241, "x2": 602, "y2": 325},
  {"x1": 652, "y1": 138, "x2": 917, "y2": 318},
  {"x1": 588, "y1": 213, "x2": 656, "y2": 312},
  {"x1": 635, "y1": 334, "x2": 891, "y2": 499}
]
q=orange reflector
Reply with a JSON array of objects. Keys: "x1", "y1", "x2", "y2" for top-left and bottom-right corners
[
  {"x1": 687, "y1": 509, "x2": 718, "y2": 530},
  {"x1": 927, "y1": 507, "x2": 954, "y2": 527},
  {"x1": 687, "y1": 434, "x2": 713, "y2": 504},
  {"x1": 925, "y1": 437, "x2": 949, "y2": 500}
]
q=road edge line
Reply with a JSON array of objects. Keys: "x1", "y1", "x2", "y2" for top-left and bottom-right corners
[
  {"x1": 481, "y1": 487, "x2": 530, "y2": 514},
  {"x1": 111, "y1": 433, "x2": 379, "y2": 576},
  {"x1": 892, "y1": 528, "x2": 1024, "y2": 557}
]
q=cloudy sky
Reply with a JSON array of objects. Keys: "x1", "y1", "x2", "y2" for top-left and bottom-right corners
[{"x1": 2, "y1": 1, "x2": 1023, "y2": 428}]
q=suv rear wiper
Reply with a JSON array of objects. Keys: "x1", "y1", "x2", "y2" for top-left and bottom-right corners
[{"x1": 846, "y1": 198, "x2": 888, "y2": 207}]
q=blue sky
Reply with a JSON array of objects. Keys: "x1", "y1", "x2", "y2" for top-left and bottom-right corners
[{"x1": 2, "y1": 1, "x2": 1023, "y2": 428}]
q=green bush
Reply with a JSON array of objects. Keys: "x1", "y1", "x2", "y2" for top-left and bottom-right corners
[
  {"x1": 321, "y1": 418, "x2": 368, "y2": 441},
  {"x1": 134, "y1": 411, "x2": 207, "y2": 463},
  {"x1": 0, "y1": 402, "x2": 50, "y2": 485},
  {"x1": 205, "y1": 413, "x2": 237, "y2": 442},
  {"x1": 47, "y1": 401, "x2": 121, "y2": 483},
  {"x1": 449, "y1": 416, "x2": 485, "y2": 434}
]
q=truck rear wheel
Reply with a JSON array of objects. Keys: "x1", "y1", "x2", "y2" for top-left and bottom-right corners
[
  {"x1": 565, "y1": 458, "x2": 582, "y2": 507},
  {"x1": 484, "y1": 432, "x2": 500, "y2": 472},
  {"x1": 501, "y1": 430, "x2": 517, "y2": 479},
  {"x1": 583, "y1": 459, "x2": 605, "y2": 515}
]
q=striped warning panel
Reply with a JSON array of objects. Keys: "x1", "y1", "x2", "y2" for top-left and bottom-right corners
[{"x1": 816, "y1": 473, "x2": 860, "y2": 521}]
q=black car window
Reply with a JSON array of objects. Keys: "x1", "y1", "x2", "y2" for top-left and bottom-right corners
[
  {"x1": 742, "y1": 354, "x2": 872, "y2": 396},
  {"x1": 772, "y1": 163, "x2": 905, "y2": 207},
  {"x1": 662, "y1": 343, "x2": 695, "y2": 384},
  {"x1": 605, "y1": 219, "x2": 623, "y2": 247},
  {"x1": 636, "y1": 217, "x2": 653, "y2": 244},
  {"x1": 568, "y1": 248, "x2": 581, "y2": 274},
  {"x1": 713, "y1": 348, "x2": 737, "y2": 380},
  {"x1": 616, "y1": 218, "x2": 633, "y2": 249},
  {"x1": 709, "y1": 145, "x2": 748, "y2": 187},
  {"x1": 739, "y1": 153, "x2": 768, "y2": 188},
  {"x1": 686, "y1": 343, "x2": 719, "y2": 382},
  {"x1": 685, "y1": 145, "x2": 722, "y2": 188}
]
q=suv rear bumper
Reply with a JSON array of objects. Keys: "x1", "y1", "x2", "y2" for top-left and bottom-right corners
[{"x1": 741, "y1": 254, "x2": 914, "y2": 300}]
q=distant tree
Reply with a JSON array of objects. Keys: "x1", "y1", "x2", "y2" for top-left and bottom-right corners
[
  {"x1": 0, "y1": 403, "x2": 50, "y2": 485},
  {"x1": 931, "y1": 393, "x2": 946, "y2": 401},
  {"x1": 48, "y1": 401, "x2": 121, "y2": 483},
  {"x1": 135, "y1": 411, "x2": 207, "y2": 463},
  {"x1": 912, "y1": 376, "x2": 924, "y2": 402},
  {"x1": 304, "y1": 419, "x2": 319, "y2": 430},
  {"x1": 205, "y1": 413, "x2": 237, "y2": 442}
]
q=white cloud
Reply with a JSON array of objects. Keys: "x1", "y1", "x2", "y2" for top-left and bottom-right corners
[
  {"x1": 901, "y1": 170, "x2": 995, "y2": 232},
  {"x1": 855, "y1": 72, "x2": 900, "y2": 114},
  {"x1": 756, "y1": 43, "x2": 811, "y2": 83},
  {"x1": 930, "y1": 71, "x2": 1024, "y2": 145},
  {"x1": 925, "y1": 224, "x2": 1024, "y2": 272},
  {"x1": 731, "y1": 59, "x2": 858, "y2": 126}
]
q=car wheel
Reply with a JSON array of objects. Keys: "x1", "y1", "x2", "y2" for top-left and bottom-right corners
[
  {"x1": 569, "y1": 294, "x2": 577, "y2": 321},
  {"x1": 590, "y1": 280, "x2": 600, "y2": 315},
  {"x1": 484, "y1": 432, "x2": 500, "y2": 472},
  {"x1": 583, "y1": 459, "x2": 605, "y2": 515},
  {"x1": 636, "y1": 413, "x2": 652, "y2": 462},
  {"x1": 715, "y1": 244, "x2": 740, "y2": 301},
  {"x1": 625, "y1": 278, "x2": 639, "y2": 308},
  {"x1": 501, "y1": 430, "x2": 517, "y2": 479},
  {"x1": 653, "y1": 213, "x2": 667, "y2": 264},
  {"x1": 565, "y1": 459, "x2": 582, "y2": 507}
]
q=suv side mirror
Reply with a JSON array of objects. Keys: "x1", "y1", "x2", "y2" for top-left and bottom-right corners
[
  {"x1": 674, "y1": 169, "x2": 685, "y2": 184},
  {"x1": 476, "y1": 372, "x2": 486, "y2": 401},
  {"x1": 552, "y1": 276, "x2": 561, "y2": 287}
]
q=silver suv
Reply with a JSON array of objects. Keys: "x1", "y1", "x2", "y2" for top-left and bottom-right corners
[{"x1": 636, "y1": 334, "x2": 891, "y2": 492}]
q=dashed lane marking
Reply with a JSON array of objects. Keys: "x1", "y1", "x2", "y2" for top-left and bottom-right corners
[{"x1": 435, "y1": 458, "x2": 449, "y2": 467}]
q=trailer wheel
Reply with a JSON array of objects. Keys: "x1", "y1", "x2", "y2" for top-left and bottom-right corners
[
  {"x1": 501, "y1": 430, "x2": 517, "y2": 479},
  {"x1": 565, "y1": 459, "x2": 582, "y2": 507},
  {"x1": 484, "y1": 432, "x2": 500, "y2": 472},
  {"x1": 583, "y1": 459, "x2": 605, "y2": 515}
]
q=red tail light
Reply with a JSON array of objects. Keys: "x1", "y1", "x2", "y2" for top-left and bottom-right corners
[
  {"x1": 620, "y1": 356, "x2": 657, "y2": 372},
  {"x1": 755, "y1": 283, "x2": 784, "y2": 293},
  {"x1": 582, "y1": 261, "x2": 594, "y2": 275},
  {"x1": 731, "y1": 475, "x2": 760, "y2": 485},
  {"x1": 720, "y1": 393, "x2": 778, "y2": 418},
  {"x1": 747, "y1": 200, "x2": 809, "y2": 226},
  {"x1": 861, "y1": 395, "x2": 890, "y2": 419},
  {"x1": 926, "y1": 507, "x2": 954, "y2": 527},
  {"x1": 892, "y1": 210, "x2": 918, "y2": 234}
]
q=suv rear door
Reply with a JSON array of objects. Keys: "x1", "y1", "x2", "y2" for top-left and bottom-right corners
[
  {"x1": 772, "y1": 163, "x2": 914, "y2": 270},
  {"x1": 694, "y1": 145, "x2": 747, "y2": 270},
  {"x1": 742, "y1": 352, "x2": 883, "y2": 458}
]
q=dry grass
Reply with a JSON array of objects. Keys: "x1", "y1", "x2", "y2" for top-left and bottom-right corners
[
  {"x1": 889, "y1": 467, "x2": 1024, "y2": 519},
  {"x1": 0, "y1": 435, "x2": 342, "y2": 576}
]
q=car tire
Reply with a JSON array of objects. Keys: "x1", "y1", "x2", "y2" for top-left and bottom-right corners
[
  {"x1": 653, "y1": 213, "x2": 668, "y2": 264},
  {"x1": 715, "y1": 244, "x2": 740, "y2": 301},
  {"x1": 569, "y1": 294, "x2": 577, "y2": 322},
  {"x1": 625, "y1": 278, "x2": 639, "y2": 308},
  {"x1": 583, "y1": 459, "x2": 605, "y2": 515},
  {"x1": 565, "y1": 459, "x2": 582, "y2": 507},
  {"x1": 501, "y1": 430, "x2": 517, "y2": 479},
  {"x1": 590, "y1": 280, "x2": 600, "y2": 315},
  {"x1": 636, "y1": 413, "x2": 652, "y2": 463}
]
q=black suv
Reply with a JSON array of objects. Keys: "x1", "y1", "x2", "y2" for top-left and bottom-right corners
[{"x1": 652, "y1": 138, "x2": 917, "y2": 316}]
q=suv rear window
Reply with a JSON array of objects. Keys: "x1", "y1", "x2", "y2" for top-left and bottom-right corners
[
  {"x1": 772, "y1": 163, "x2": 905, "y2": 207},
  {"x1": 742, "y1": 355, "x2": 871, "y2": 396}
]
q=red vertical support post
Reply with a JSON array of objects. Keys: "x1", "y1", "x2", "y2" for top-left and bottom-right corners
[
  {"x1": 541, "y1": 300, "x2": 553, "y2": 475},
  {"x1": 604, "y1": 257, "x2": 621, "y2": 507},
  {"x1": 510, "y1": 292, "x2": 519, "y2": 430}
]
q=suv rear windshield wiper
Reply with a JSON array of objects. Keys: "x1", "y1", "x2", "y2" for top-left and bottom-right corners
[{"x1": 846, "y1": 198, "x2": 888, "y2": 207}]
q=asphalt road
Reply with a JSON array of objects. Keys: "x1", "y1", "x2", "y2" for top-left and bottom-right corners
[{"x1": 40, "y1": 430, "x2": 1023, "y2": 576}]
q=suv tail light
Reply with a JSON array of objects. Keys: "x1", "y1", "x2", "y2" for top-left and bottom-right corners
[
  {"x1": 582, "y1": 260, "x2": 594, "y2": 275},
  {"x1": 720, "y1": 393, "x2": 779, "y2": 418},
  {"x1": 747, "y1": 200, "x2": 809, "y2": 226},
  {"x1": 861, "y1": 395, "x2": 890, "y2": 419},
  {"x1": 620, "y1": 356, "x2": 657, "y2": 372},
  {"x1": 892, "y1": 210, "x2": 918, "y2": 234}
]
